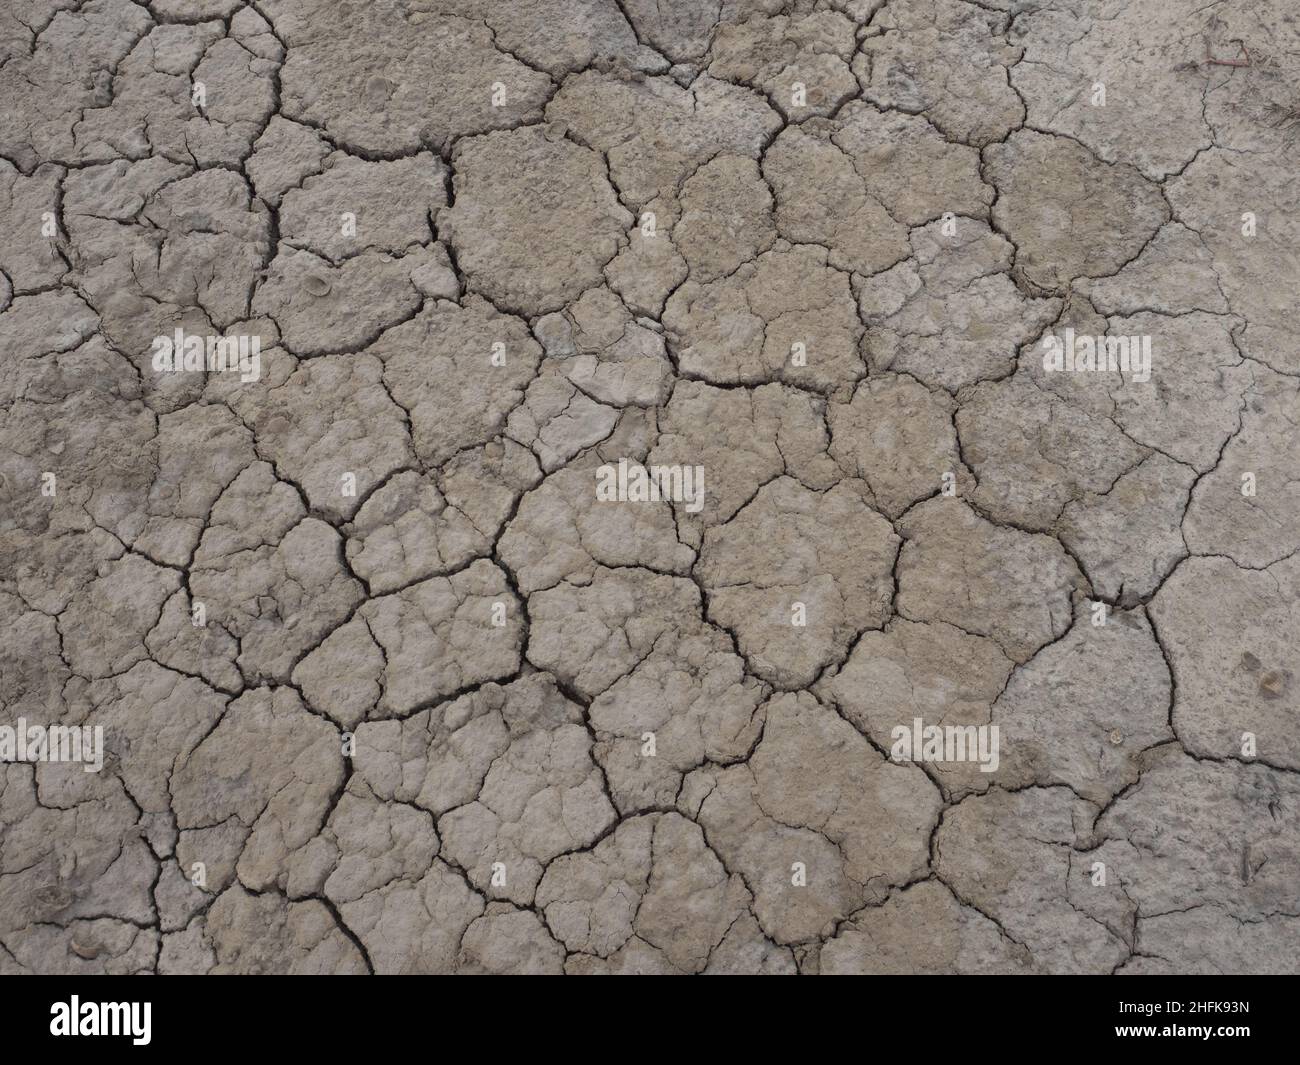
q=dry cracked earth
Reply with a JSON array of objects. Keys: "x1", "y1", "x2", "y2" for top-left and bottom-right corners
[{"x1": 1, "y1": 0, "x2": 1298, "y2": 977}]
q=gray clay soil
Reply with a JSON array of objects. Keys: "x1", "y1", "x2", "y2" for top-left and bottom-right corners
[{"x1": 1, "y1": 0, "x2": 1298, "y2": 974}]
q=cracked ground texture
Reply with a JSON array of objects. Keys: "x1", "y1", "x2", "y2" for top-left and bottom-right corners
[{"x1": 0, "y1": 0, "x2": 1297, "y2": 977}]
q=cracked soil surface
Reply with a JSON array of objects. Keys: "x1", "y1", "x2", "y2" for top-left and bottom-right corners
[{"x1": 1, "y1": 0, "x2": 1298, "y2": 975}]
